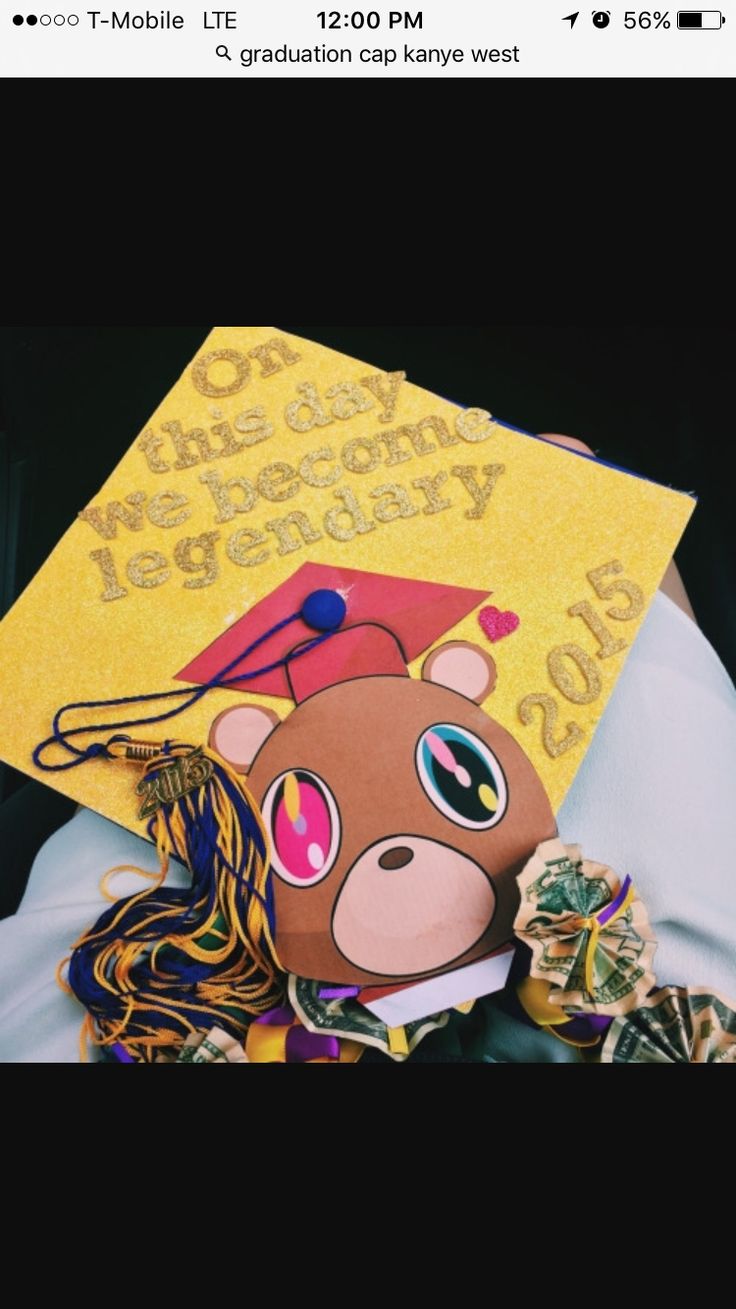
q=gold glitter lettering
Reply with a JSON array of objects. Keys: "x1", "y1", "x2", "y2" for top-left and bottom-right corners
[
  {"x1": 146, "y1": 491, "x2": 191, "y2": 530},
  {"x1": 341, "y1": 437, "x2": 381, "y2": 474},
  {"x1": 519, "y1": 693, "x2": 585, "y2": 759},
  {"x1": 374, "y1": 429, "x2": 411, "y2": 466},
  {"x1": 299, "y1": 447, "x2": 342, "y2": 489},
  {"x1": 209, "y1": 421, "x2": 248, "y2": 458},
  {"x1": 163, "y1": 421, "x2": 223, "y2": 471},
  {"x1": 226, "y1": 527, "x2": 270, "y2": 569},
  {"x1": 568, "y1": 600, "x2": 627, "y2": 659},
  {"x1": 370, "y1": 484, "x2": 420, "y2": 523},
  {"x1": 89, "y1": 548, "x2": 128, "y2": 602},
  {"x1": 285, "y1": 383, "x2": 335, "y2": 434},
  {"x1": 247, "y1": 337, "x2": 301, "y2": 378},
  {"x1": 173, "y1": 532, "x2": 221, "y2": 589},
  {"x1": 412, "y1": 472, "x2": 453, "y2": 515},
  {"x1": 424, "y1": 416, "x2": 461, "y2": 448},
  {"x1": 324, "y1": 489, "x2": 377, "y2": 543},
  {"x1": 326, "y1": 382, "x2": 375, "y2": 421},
  {"x1": 127, "y1": 551, "x2": 171, "y2": 590},
  {"x1": 232, "y1": 407, "x2": 275, "y2": 448},
  {"x1": 376, "y1": 417, "x2": 450, "y2": 466},
  {"x1": 138, "y1": 429, "x2": 170, "y2": 474},
  {"x1": 191, "y1": 349, "x2": 251, "y2": 398},
  {"x1": 200, "y1": 470, "x2": 258, "y2": 524},
  {"x1": 393, "y1": 421, "x2": 435, "y2": 456},
  {"x1": 456, "y1": 409, "x2": 497, "y2": 444},
  {"x1": 547, "y1": 643, "x2": 602, "y2": 705},
  {"x1": 78, "y1": 492, "x2": 147, "y2": 540},
  {"x1": 359, "y1": 370, "x2": 406, "y2": 423},
  {"x1": 257, "y1": 462, "x2": 301, "y2": 503},
  {"x1": 587, "y1": 561, "x2": 645, "y2": 621},
  {"x1": 450, "y1": 464, "x2": 506, "y2": 520},
  {"x1": 265, "y1": 512, "x2": 323, "y2": 557}
]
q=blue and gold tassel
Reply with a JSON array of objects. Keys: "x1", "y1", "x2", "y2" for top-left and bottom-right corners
[{"x1": 60, "y1": 740, "x2": 283, "y2": 1063}]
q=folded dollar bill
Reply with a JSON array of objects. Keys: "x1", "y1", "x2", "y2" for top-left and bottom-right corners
[
  {"x1": 156, "y1": 1026, "x2": 249, "y2": 1063},
  {"x1": 289, "y1": 974, "x2": 449, "y2": 1061},
  {"x1": 602, "y1": 986, "x2": 736, "y2": 1063},
  {"x1": 515, "y1": 838, "x2": 656, "y2": 1015}
]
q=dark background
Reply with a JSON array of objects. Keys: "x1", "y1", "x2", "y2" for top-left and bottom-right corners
[{"x1": 1, "y1": 326, "x2": 733, "y2": 913}]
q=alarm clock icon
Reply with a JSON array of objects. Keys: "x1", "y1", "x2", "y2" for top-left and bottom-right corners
[{"x1": 592, "y1": 9, "x2": 611, "y2": 24}]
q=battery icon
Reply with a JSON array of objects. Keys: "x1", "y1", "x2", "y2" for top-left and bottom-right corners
[{"x1": 677, "y1": 10, "x2": 724, "y2": 25}]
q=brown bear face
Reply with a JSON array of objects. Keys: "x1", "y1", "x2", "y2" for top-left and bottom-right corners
[{"x1": 210, "y1": 642, "x2": 556, "y2": 986}]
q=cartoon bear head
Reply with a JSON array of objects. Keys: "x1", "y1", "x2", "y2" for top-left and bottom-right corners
[{"x1": 210, "y1": 638, "x2": 556, "y2": 987}]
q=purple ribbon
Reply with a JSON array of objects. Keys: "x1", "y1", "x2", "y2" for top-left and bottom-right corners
[
  {"x1": 286, "y1": 1026, "x2": 341, "y2": 1062},
  {"x1": 254, "y1": 1001, "x2": 342, "y2": 1060},
  {"x1": 597, "y1": 875, "x2": 632, "y2": 926},
  {"x1": 111, "y1": 1042, "x2": 135, "y2": 1063},
  {"x1": 561, "y1": 1013, "x2": 613, "y2": 1043},
  {"x1": 255, "y1": 1004, "x2": 296, "y2": 1027}
]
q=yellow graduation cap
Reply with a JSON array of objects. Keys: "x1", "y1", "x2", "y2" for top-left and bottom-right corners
[{"x1": 0, "y1": 325, "x2": 695, "y2": 837}]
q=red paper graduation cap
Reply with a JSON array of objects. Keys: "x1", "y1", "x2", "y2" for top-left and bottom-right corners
[{"x1": 176, "y1": 563, "x2": 490, "y2": 704}]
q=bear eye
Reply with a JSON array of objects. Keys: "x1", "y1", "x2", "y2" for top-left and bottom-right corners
[
  {"x1": 262, "y1": 769, "x2": 341, "y2": 888},
  {"x1": 416, "y1": 724, "x2": 508, "y2": 830}
]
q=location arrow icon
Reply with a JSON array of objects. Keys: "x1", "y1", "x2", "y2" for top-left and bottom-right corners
[{"x1": 562, "y1": 11, "x2": 579, "y2": 24}]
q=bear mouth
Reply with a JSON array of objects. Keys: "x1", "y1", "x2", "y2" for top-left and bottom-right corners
[{"x1": 331, "y1": 835, "x2": 497, "y2": 978}]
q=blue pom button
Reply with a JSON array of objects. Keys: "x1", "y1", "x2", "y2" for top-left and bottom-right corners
[{"x1": 301, "y1": 589, "x2": 347, "y2": 632}]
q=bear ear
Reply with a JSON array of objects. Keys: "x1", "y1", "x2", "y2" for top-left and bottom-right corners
[
  {"x1": 422, "y1": 641, "x2": 497, "y2": 704},
  {"x1": 209, "y1": 705, "x2": 281, "y2": 774}
]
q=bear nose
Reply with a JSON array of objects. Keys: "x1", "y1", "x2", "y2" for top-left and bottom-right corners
[{"x1": 378, "y1": 845, "x2": 414, "y2": 870}]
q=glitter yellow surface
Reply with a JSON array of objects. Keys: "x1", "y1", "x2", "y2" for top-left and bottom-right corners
[{"x1": 0, "y1": 327, "x2": 695, "y2": 835}]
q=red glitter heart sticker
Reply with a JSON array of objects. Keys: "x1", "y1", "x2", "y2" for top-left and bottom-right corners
[{"x1": 478, "y1": 606, "x2": 520, "y2": 643}]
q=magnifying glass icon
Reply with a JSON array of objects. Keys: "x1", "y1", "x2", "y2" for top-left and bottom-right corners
[{"x1": 216, "y1": 44, "x2": 232, "y2": 60}]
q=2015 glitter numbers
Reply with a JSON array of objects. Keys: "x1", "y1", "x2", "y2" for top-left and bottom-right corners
[{"x1": 519, "y1": 561, "x2": 645, "y2": 759}]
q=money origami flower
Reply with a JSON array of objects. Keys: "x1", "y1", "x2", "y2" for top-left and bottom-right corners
[
  {"x1": 288, "y1": 975, "x2": 450, "y2": 1061},
  {"x1": 514, "y1": 838, "x2": 656, "y2": 1015},
  {"x1": 602, "y1": 987, "x2": 736, "y2": 1063},
  {"x1": 156, "y1": 1027, "x2": 249, "y2": 1063}
]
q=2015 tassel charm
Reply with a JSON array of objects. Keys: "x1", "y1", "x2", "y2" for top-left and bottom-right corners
[{"x1": 59, "y1": 740, "x2": 283, "y2": 1063}]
